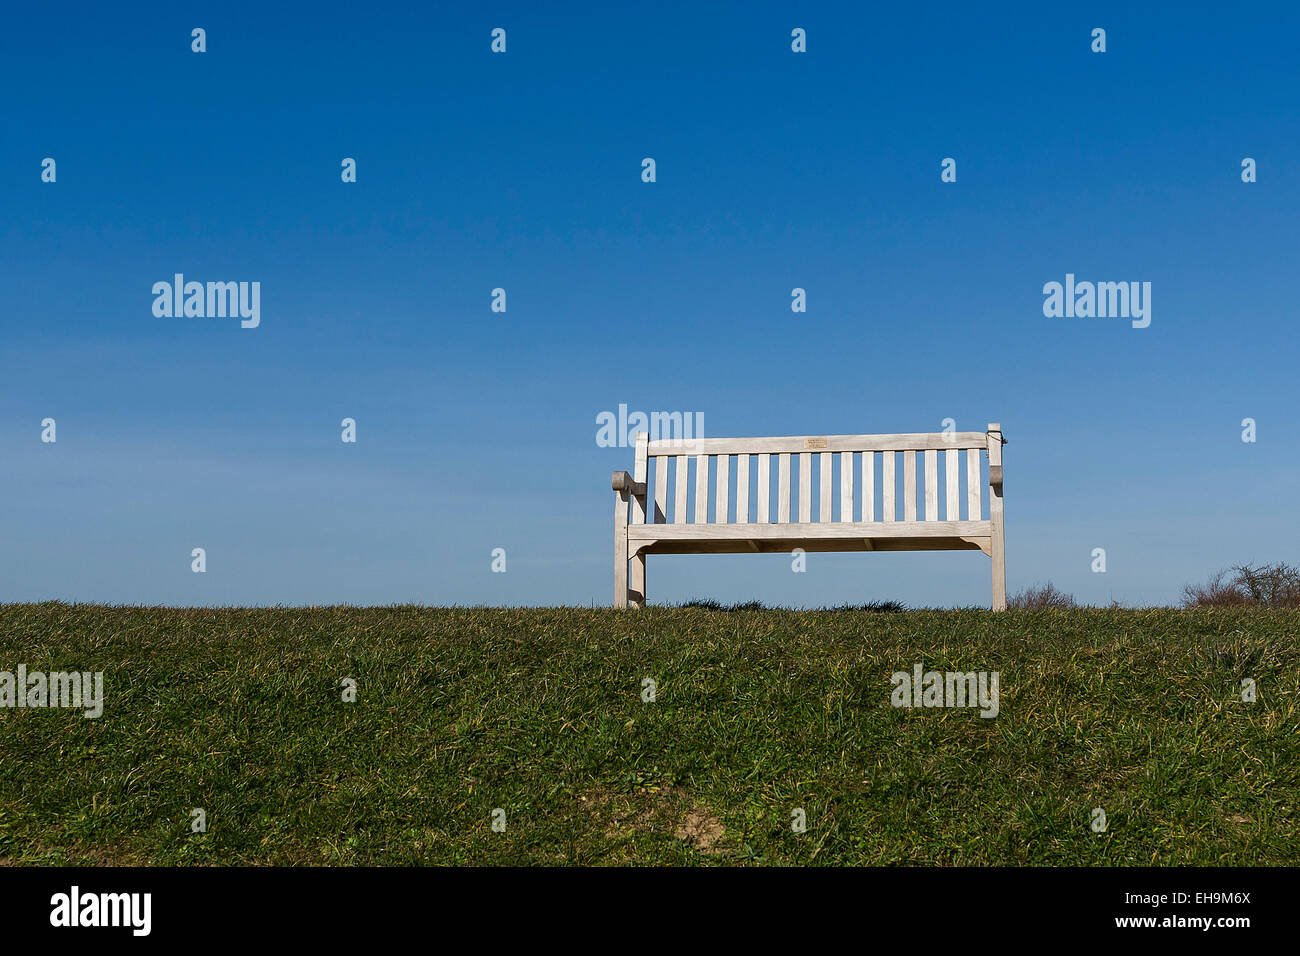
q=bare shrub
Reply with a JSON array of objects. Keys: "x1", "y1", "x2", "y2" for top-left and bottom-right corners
[
  {"x1": 1182, "y1": 569, "x2": 1250, "y2": 608},
  {"x1": 1008, "y1": 582, "x2": 1076, "y2": 609},
  {"x1": 1182, "y1": 563, "x2": 1300, "y2": 608},
  {"x1": 1232, "y1": 563, "x2": 1300, "y2": 607}
]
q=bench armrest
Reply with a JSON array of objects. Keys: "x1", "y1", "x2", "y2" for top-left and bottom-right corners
[
  {"x1": 611, "y1": 471, "x2": 647, "y2": 496},
  {"x1": 986, "y1": 424, "x2": 1005, "y2": 490}
]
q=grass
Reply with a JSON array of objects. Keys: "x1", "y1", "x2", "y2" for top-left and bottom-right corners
[{"x1": 1, "y1": 602, "x2": 1297, "y2": 866}]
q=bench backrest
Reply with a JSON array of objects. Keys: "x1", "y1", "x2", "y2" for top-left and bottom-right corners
[{"x1": 630, "y1": 426, "x2": 1004, "y2": 526}]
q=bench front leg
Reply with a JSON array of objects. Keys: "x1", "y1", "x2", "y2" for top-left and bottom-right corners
[
  {"x1": 629, "y1": 550, "x2": 645, "y2": 608},
  {"x1": 613, "y1": 472, "x2": 631, "y2": 608}
]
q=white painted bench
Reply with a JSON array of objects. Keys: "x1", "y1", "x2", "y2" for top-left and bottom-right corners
[{"x1": 612, "y1": 424, "x2": 1006, "y2": 609}]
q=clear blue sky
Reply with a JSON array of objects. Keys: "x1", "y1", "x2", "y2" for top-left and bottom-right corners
[{"x1": 3, "y1": 2, "x2": 1297, "y2": 607}]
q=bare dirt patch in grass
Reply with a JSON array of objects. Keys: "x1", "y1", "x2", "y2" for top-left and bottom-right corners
[{"x1": 676, "y1": 808, "x2": 726, "y2": 854}]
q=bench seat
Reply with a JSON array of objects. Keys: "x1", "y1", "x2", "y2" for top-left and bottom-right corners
[{"x1": 629, "y1": 521, "x2": 994, "y2": 555}]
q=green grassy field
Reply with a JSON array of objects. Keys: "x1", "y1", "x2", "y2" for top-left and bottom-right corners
[{"x1": 1, "y1": 603, "x2": 1296, "y2": 865}]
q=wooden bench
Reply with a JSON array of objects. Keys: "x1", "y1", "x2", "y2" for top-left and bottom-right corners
[{"x1": 612, "y1": 424, "x2": 1006, "y2": 610}]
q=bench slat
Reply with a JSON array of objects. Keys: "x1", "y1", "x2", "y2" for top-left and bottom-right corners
[
  {"x1": 819, "y1": 453, "x2": 832, "y2": 522},
  {"x1": 946, "y1": 448, "x2": 960, "y2": 520},
  {"x1": 716, "y1": 454, "x2": 730, "y2": 524},
  {"x1": 904, "y1": 450, "x2": 917, "y2": 521},
  {"x1": 674, "y1": 455, "x2": 688, "y2": 524},
  {"x1": 695, "y1": 454, "x2": 709, "y2": 523},
  {"x1": 737, "y1": 453, "x2": 750, "y2": 523},
  {"x1": 924, "y1": 449, "x2": 938, "y2": 521},
  {"x1": 966, "y1": 448, "x2": 981, "y2": 520},
  {"x1": 757, "y1": 453, "x2": 770, "y2": 523},
  {"x1": 839, "y1": 452, "x2": 854, "y2": 522},
  {"x1": 883, "y1": 451, "x2": 896, "y2": 521},
  {"x1": 799, "y1": 452, "x2": 812, "y2": 522},
  {"x1": 778, "y1": 453, "x2": 791, "y2": 523},
  {"x1": 654, "y1": 455, "x2": 668, "y2": 523},
  {"x1": 648, "y1": 432, "x2": 989, "y2": 455},
  {"x1": 863, "y1": 450, "x2": 875, "y2": 521},
  {"x1": 630, "y1": 519, "x2": 994, "y2": 541}
]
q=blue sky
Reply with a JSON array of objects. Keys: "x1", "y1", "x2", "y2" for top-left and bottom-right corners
[{"x1": 3, "y1": 1, "x2": 1298, "y2": 607}]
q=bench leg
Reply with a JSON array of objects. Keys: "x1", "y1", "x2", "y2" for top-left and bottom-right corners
[
  {"x1": 614, "y1": 489, "x2": 629, "y2": 608},
  {"x1": 614, "y1": 536, "x2": 628, "y2": 609},
  {"x1": 987, "y1": 424, "x2": 1007, "y2": 611},
  {"x1": 990, "y1": 523, "x2": 1006, "y2": 612},
  {"x1": 629, "y1": 552, "x2": 646, "y2": 608}
]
